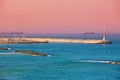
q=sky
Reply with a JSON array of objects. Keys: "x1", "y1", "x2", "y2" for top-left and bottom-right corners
[{"x1": 0, "y1": 0, "x2": 120, "y2": 33}]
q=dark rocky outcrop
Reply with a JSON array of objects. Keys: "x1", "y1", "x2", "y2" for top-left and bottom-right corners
[
  {"x1": 102, "y1": 40, "x2": 112, "y2": 44},
  {"x1": 0, "y1": 47, "x2": 9, "y2": 50},
  {"x1": 108, "y1": 61, "x2": 120, "y2": 65},
  {"x1": 97, "y1": 40, "x2": 112, "y2": 44},
  {"x1": 15, "y1": 50, "x2": 48, "y2": 56}
]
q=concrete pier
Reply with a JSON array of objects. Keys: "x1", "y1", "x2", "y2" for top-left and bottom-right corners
[
  {"x1": 0, "y1": 38, "x2": 111, "y2": 44},
  {"x1": 28, "y1": 38, "x2": 112, "y2": 44},
  {"x1": 0, "y1": 38, "x2": 48, "y2": 44}
]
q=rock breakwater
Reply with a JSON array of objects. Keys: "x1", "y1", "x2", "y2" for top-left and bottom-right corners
[{"x1": 15, "y1": 50, "x2": 48, "y2": 56}]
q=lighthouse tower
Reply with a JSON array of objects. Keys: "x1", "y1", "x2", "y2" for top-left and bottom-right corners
[{"x1": 103, "y1": 27, "x2": 106, "y2": 40}]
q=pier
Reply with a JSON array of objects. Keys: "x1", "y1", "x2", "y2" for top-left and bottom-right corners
[
  {"x1": 0, "y1": 38, "x2": 48, "y2": 44},
  {"x1": 0, "y1": 38, "x2": 111, "y2": 44},
  {"x1": 0, "y1": 31, "x2": 48, "y2": 44},
  {"x1": 25, "y1": 38, "x2": 111, "y2": 44},
  {"x1": 0, "y1": 31, "x2": 112, "y2": 44}
]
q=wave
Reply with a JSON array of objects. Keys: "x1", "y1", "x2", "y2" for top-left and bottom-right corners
[
  {"x1": 75, "y1": 59, "x2": 120, "y2": 65},
  {"x1": 0, "y1": 52, "x2": 19, "y2": 55},
  {"x1": 48, "y1": 55, "x2": 52, "y2": 57},
  {"x1": 8, "y1": 48, "x2": 11, "y2": 50},
  {"x1": 77, "y1": 60, "x2": 109, "y2": 63}
]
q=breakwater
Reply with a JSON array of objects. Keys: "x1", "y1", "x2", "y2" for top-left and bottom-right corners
[
  {"x1": 0, "y1": 38, "x2": 48, "y2": 44},
  {"x1": 25, "y1": 38, "x2": 111, "y2": 44},
  {"x1": 0, "y1": 38, "x2": 111, "y2": 44},
  {"x1": 15, "y1": 50, "x2": 48, "y2": 56},
  {"x1": 0, "y1": 47, "x2": 9, "y2": 50}
]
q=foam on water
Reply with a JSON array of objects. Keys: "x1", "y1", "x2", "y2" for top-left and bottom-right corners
[
  {"x1": 8, "y1": 48, "x2": 11, "y2": 50},
  {"x1": 75, "y1": 59, "x2": 120, "y2": 65},
  {"x1": 76, "y1": 60, "x2": 109, "y2": 63},
  {"x1": 0, "y1": 52, "x2": 20, "y2": 55},
  {"x1": 48, "y1": 55, "x2": 52, "y2": 57}
]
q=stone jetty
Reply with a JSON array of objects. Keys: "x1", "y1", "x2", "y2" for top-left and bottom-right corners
[
  {"x1": 0, "y1": 38, "x2": 111, "y2": 44},
  {"x1": 0, "y1": 38, "x2": 48, "y2": 44},
  {"x1": 25, "y1": 38, "x2": 112, "y2": 44},
  {"x1": 15, "y1": 50, "x2": 48, "y2": 56}
]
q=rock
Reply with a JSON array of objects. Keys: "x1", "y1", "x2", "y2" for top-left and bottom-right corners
[
  {"x1": 15, "y1": 50, "x2": 48, "y2": 56},
  {"x1": 0, "y1": 47, "x2": 9, "y2": 50},
  {"x1": 103, "y1": 40, "x2": 112, "y2": 44},
  {"x1": 108, "y1": 61, "x2": 120, "y2": 65}
]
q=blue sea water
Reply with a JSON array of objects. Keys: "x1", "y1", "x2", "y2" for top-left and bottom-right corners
[{"x1": 0, "y1": 34, "x2": 120, "y2": 80}]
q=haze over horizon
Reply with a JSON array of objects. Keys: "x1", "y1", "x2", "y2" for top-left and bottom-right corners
[{"x1": 0, "y1": 0, "x2": 120, "y2": 33}]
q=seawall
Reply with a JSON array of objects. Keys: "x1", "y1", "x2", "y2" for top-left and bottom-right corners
[
  {"x1": 26, "y1": 38, "x2": 111, "y2": 44},
  {"x1": 0, "y1": 38, "x2": 111, "y2": 44}
]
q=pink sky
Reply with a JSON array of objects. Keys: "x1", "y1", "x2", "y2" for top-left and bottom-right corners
[{"x1": 0, "y1": 0, "x2": 120, "y2": 33}]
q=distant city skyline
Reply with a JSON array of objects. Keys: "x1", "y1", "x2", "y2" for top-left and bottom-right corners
[{"x1": 0, "y1": 0, "x2": 120, "y2": 33}]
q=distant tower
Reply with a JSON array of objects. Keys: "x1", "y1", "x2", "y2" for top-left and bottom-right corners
[{"x1": 103, "y1": 27, "x2": 106, "y2": 40}]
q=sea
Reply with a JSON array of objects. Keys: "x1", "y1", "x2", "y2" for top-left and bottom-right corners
[{"x1": 0, "y1": 33, "x2": 120, "y2": 80}]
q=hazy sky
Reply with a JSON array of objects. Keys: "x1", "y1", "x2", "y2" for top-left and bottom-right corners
[{"x1": 0, "y1": 0, "x2": 120, "y2": 33}]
